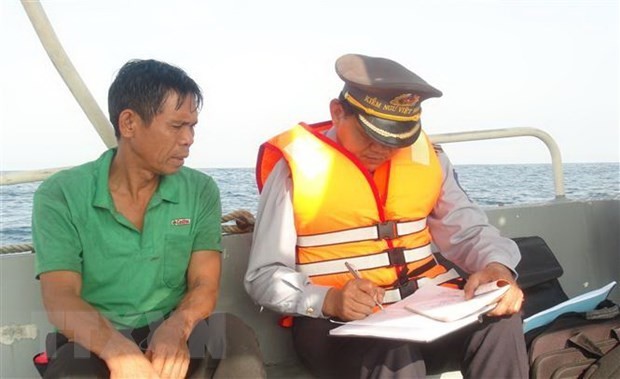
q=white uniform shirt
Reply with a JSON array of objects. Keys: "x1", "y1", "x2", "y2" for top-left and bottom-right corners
[{"x1": 244, "y1": 127, "x2": 520, "y2": 318}]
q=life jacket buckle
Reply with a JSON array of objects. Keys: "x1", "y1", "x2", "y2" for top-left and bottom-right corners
[
  {"x1": 398, "y1": 278, "x2": 419, "y2": 298},
  {"x1": 387, "y1": 247, "x2": 406, "y2": 266},
  {"x1": 377, "y1": 221, "x2": 398, "y2": 240}
]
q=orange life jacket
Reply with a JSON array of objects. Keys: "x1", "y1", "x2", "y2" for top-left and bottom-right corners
[{"x1": 257, "y1": 122, "x2": 462, "y2": 303}]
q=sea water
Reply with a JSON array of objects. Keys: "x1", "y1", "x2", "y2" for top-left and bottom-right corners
[{"x1": 1, "y1": 163, "x2": 618, "y2": 245}]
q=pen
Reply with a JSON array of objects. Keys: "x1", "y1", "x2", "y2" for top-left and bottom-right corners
[{"x1": 345, "y1": 261, "x2": 384, "y2": 310}]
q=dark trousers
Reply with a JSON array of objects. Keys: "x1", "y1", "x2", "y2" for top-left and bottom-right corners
[
  {"x1": 43, "y1": 313, "x2": 265, "y2": 379},
  {"x1": 293, "y1": 314, "x2": 528, "y2": 379}
]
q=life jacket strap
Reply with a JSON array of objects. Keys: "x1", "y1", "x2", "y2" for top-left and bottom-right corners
[
  {"x1": 297, "y1": 244, "x2": 433, "y2": 277},
  {"x1": 296, "y1": 219, "x2": 427, "y2": 247}
]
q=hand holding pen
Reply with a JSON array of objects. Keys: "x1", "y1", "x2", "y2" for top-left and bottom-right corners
[
  {"x1": 321, "y1": 262, "x2": 386, "y2": 320},
  {"x1": 345, "y1": 262, "x2": 384, "y2": 310}
]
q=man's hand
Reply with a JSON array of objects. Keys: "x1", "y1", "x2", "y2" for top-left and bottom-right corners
[
  {"x1": 105, "y1": 350, "x2": 160, "y2": 379},
  {"x1": 99, "y1": 335, "x2": 160, "y2": 379},
  {"x1": 464, "y1": 262, "x2": 524, "y2": 316},
  {"x1": 146, "y1": 318, "x2": 191, "y2": 379},
  {"x1": 141, "y1": 250, "x2": 220, "y2": 379},
  {"x1": 322, "y1": 279, "x2": 385, "y2": 321}
]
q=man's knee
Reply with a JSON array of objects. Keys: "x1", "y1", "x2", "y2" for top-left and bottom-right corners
[
  {"x1": 463, "y1": 314, "x2": 528, "y2": 378},
  {"x1": 189, "y1": 312, "x2": 265, "y2": 378},
  {"x1": 485, "y1": 313, "x2": 526, "y2": 338}
]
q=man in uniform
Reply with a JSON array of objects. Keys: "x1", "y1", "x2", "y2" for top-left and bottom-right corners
[{"x1": 245, "y1": 54, "x2": 528, "y2": 378}]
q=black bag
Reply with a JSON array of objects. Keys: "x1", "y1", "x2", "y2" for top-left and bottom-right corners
[
  {"x1": 513, "y1": 236, "x2": 569, "y2": 319},
  {"x1": 527, "y1": 304, "x2": 620, "y2": 379}
]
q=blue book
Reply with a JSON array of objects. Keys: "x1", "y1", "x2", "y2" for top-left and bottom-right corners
[{"x1": 523, "y1": 281, "x2": 617, "y2": 333}]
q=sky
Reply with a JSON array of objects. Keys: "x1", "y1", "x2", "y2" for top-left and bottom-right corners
[{"x1": 0, "y1": 0, "x2": 618, "y2": 170}]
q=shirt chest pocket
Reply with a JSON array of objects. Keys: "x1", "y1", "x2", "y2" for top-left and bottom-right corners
[{"x1": 162, "y1": 234, "x2": 193, "y2": 288}]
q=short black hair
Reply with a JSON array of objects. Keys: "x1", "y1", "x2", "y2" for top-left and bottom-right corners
[{"x1": 108, "y1": 59, "x2": 203, "y2": 138}]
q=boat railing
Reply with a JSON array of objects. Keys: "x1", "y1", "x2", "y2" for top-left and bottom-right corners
[
  {"x1": 20, "y1": 0, "x2": 117, "y2": 148},
  {"x1": 431, "y1": 127, "x2": 565, "y2": 199},
  {"x1": 1, "y1": 126, "x2": 566, "y2": 197}
]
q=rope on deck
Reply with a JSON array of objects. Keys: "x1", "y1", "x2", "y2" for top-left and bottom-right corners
[
  {"x1": 0, "y1": 209, "x2": 256, "y2": 254},
  {"x1": 0, "y1": 243, "x2": 34, "y2": 254}
]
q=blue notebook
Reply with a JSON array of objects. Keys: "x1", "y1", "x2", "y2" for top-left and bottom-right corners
[{"x1": 523, "y1": 281, "x2": 617, "y2": 333}]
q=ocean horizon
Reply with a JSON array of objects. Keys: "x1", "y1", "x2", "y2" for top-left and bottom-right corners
[{"x1": 1, "y1": 162, "x2": 619, "y2": 246}]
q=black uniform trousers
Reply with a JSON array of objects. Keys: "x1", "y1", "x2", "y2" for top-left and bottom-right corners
[
  {"x1": 42, "y1": 313, "x2": 265, "y2": 379},
  {"x1": 293, "y1": 313, "x2": 528, "y2": 379}
]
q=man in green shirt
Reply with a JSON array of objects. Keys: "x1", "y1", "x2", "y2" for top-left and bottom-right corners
[{"x1": 33, "y1": 59, "x2": 263, "y2": 378}]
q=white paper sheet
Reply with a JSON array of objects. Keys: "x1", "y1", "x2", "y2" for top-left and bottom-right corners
[
  {"x1": 403, "y1": 280, "x2": 510, "y2": 322},
  {"x1": 329, "y1": 283, "x2": 502, "y2": 342}
]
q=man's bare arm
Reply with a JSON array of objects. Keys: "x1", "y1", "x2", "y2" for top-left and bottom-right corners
[
  {"x1": 40, "y1": 271, "x2": 158, "y2": 377},
  {"x1": 147, "y1": 250, "x2": 222, "y2": 379},
  {"x1": 168, "y1": 250, "x2": 222, "y2": 334}
]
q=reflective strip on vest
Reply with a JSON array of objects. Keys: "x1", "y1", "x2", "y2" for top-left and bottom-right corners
[
  {"x1": 296, "y1": 244, "x2": 432, "y2": 277},
  {"x1": 296, "y1": 219, "x2": 427, "y2": 247},
  {"x1": 382, "y1": 268, "x2": 462, "y2": 304}
]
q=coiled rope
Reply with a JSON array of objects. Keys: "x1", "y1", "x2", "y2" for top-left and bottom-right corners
[
  {"x1": 220, "y1": 209, "x2": 256, "y2": 235},
  {"x1": 0, "y1": 209, "x2": 256, "y2": 254}
]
